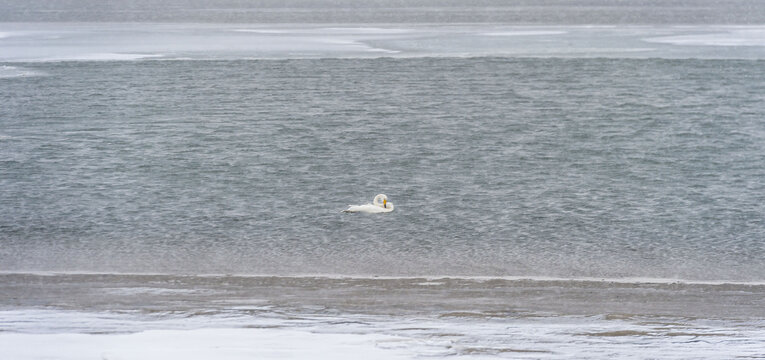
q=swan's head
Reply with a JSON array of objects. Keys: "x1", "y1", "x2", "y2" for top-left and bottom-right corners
[
  {"x1": 373, "y1": 194, "x2": 393, "y2": 210},
  {"x1": 373, "y1": 194, "x2": 388, "y2": 207}
]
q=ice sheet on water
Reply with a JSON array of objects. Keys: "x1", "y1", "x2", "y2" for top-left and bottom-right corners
[
  {"x1": 0, "y1": 65, "x2": 43, "y2": 78},
  {"x1": 645, "y1": 27, "x2": 765, "y2": 47},
  {"x1": 41, "y1": 53, "x2": 165, "y2": 62},
  {"x1": 4, "y1": 23, "x2": 765, "y2": 61},
  {"x1": 0, "y1": 328, "x2": 412, "y2": 360},
  {"x1": 482, "y1": 30, "x2": 568, "y2": 36},
  {"x1": 2, "y1": 309, "x2": 764, "y2": 359}
]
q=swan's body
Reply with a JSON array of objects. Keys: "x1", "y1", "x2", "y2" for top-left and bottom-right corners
[
  {"x1": 343, "y1": 194, "x2": 394, "y2": 213},
  {"x1": 343, "y1": 204, "x2": 392, "y2": 213}
]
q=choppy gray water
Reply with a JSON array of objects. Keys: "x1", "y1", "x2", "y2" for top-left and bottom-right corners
[
  {"x1": 3, "y1": 0, "x2": 765, "y2": 24},
  {"x1": 2, "y1": 56, "x2": 765, "y2": 280}
]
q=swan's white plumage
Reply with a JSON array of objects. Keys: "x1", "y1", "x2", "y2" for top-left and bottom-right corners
[
  {"x1": 343, "y1": 194, "x2": 394, "y2": 213},
  {"x1": 344, "y1": 204, "x2": 390, "y2": 213}
]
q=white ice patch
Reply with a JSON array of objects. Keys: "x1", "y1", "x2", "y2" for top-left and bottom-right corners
[
  {"x1": 318, "y1": 38, "x2": 399, "y2": 54},
  {"x1": 3, "y1": 24, "x2": 765, "y2": 61},
  {"x1": 101, "y1": 287, "x2": 216, "y2": 296},
  {"x1": 232, "y1": 29, "x2": 290, "y2": 34},
  {"x1": 645, "y1": 28, "x2": 765, "y2": 47},
  {"x1": 0, "y1": 328, "x2": 412, "y2": 360},
  {"x1": 2, "y1": 309, "x2": 765, "y2": 359},
  {"x1": 233, "y1": 27, "x2": 410, "y2": 35},
  {"x1": 0, "y1": 65, "x2": 43, "y2": 78},
  {"x1": 483, "y1": 30, "x2": 568, "y2": 36},
  {"x1": 321, "y1": 27, "x2": 411, "y2": 34},
  {"x1": 41, "y1": 53, "x2": 165, "y2": 61}
]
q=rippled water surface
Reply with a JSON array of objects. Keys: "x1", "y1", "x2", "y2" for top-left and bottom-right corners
[{"x1": 2, "y1": 57, "x2": 765, "y2": 280}]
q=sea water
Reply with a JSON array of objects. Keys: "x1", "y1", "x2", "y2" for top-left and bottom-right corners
[
  {"x1": 2, "y1": 3, "x2": 765, "y2": 359},
  {"x1": 3, "y1": 35, "x2": 765, "y2": 280}
]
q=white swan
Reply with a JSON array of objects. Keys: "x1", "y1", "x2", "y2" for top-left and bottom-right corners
[{"x1": 343, "y1": 194, "x2": 394, "y2": 213}]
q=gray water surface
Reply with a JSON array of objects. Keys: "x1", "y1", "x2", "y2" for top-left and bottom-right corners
[
  {"x1": 4, "y1": 0, "x2": 765, "y2": 24},
  {"x1": 2, "y1": 58, "x2": 764, "y2": 280}
]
